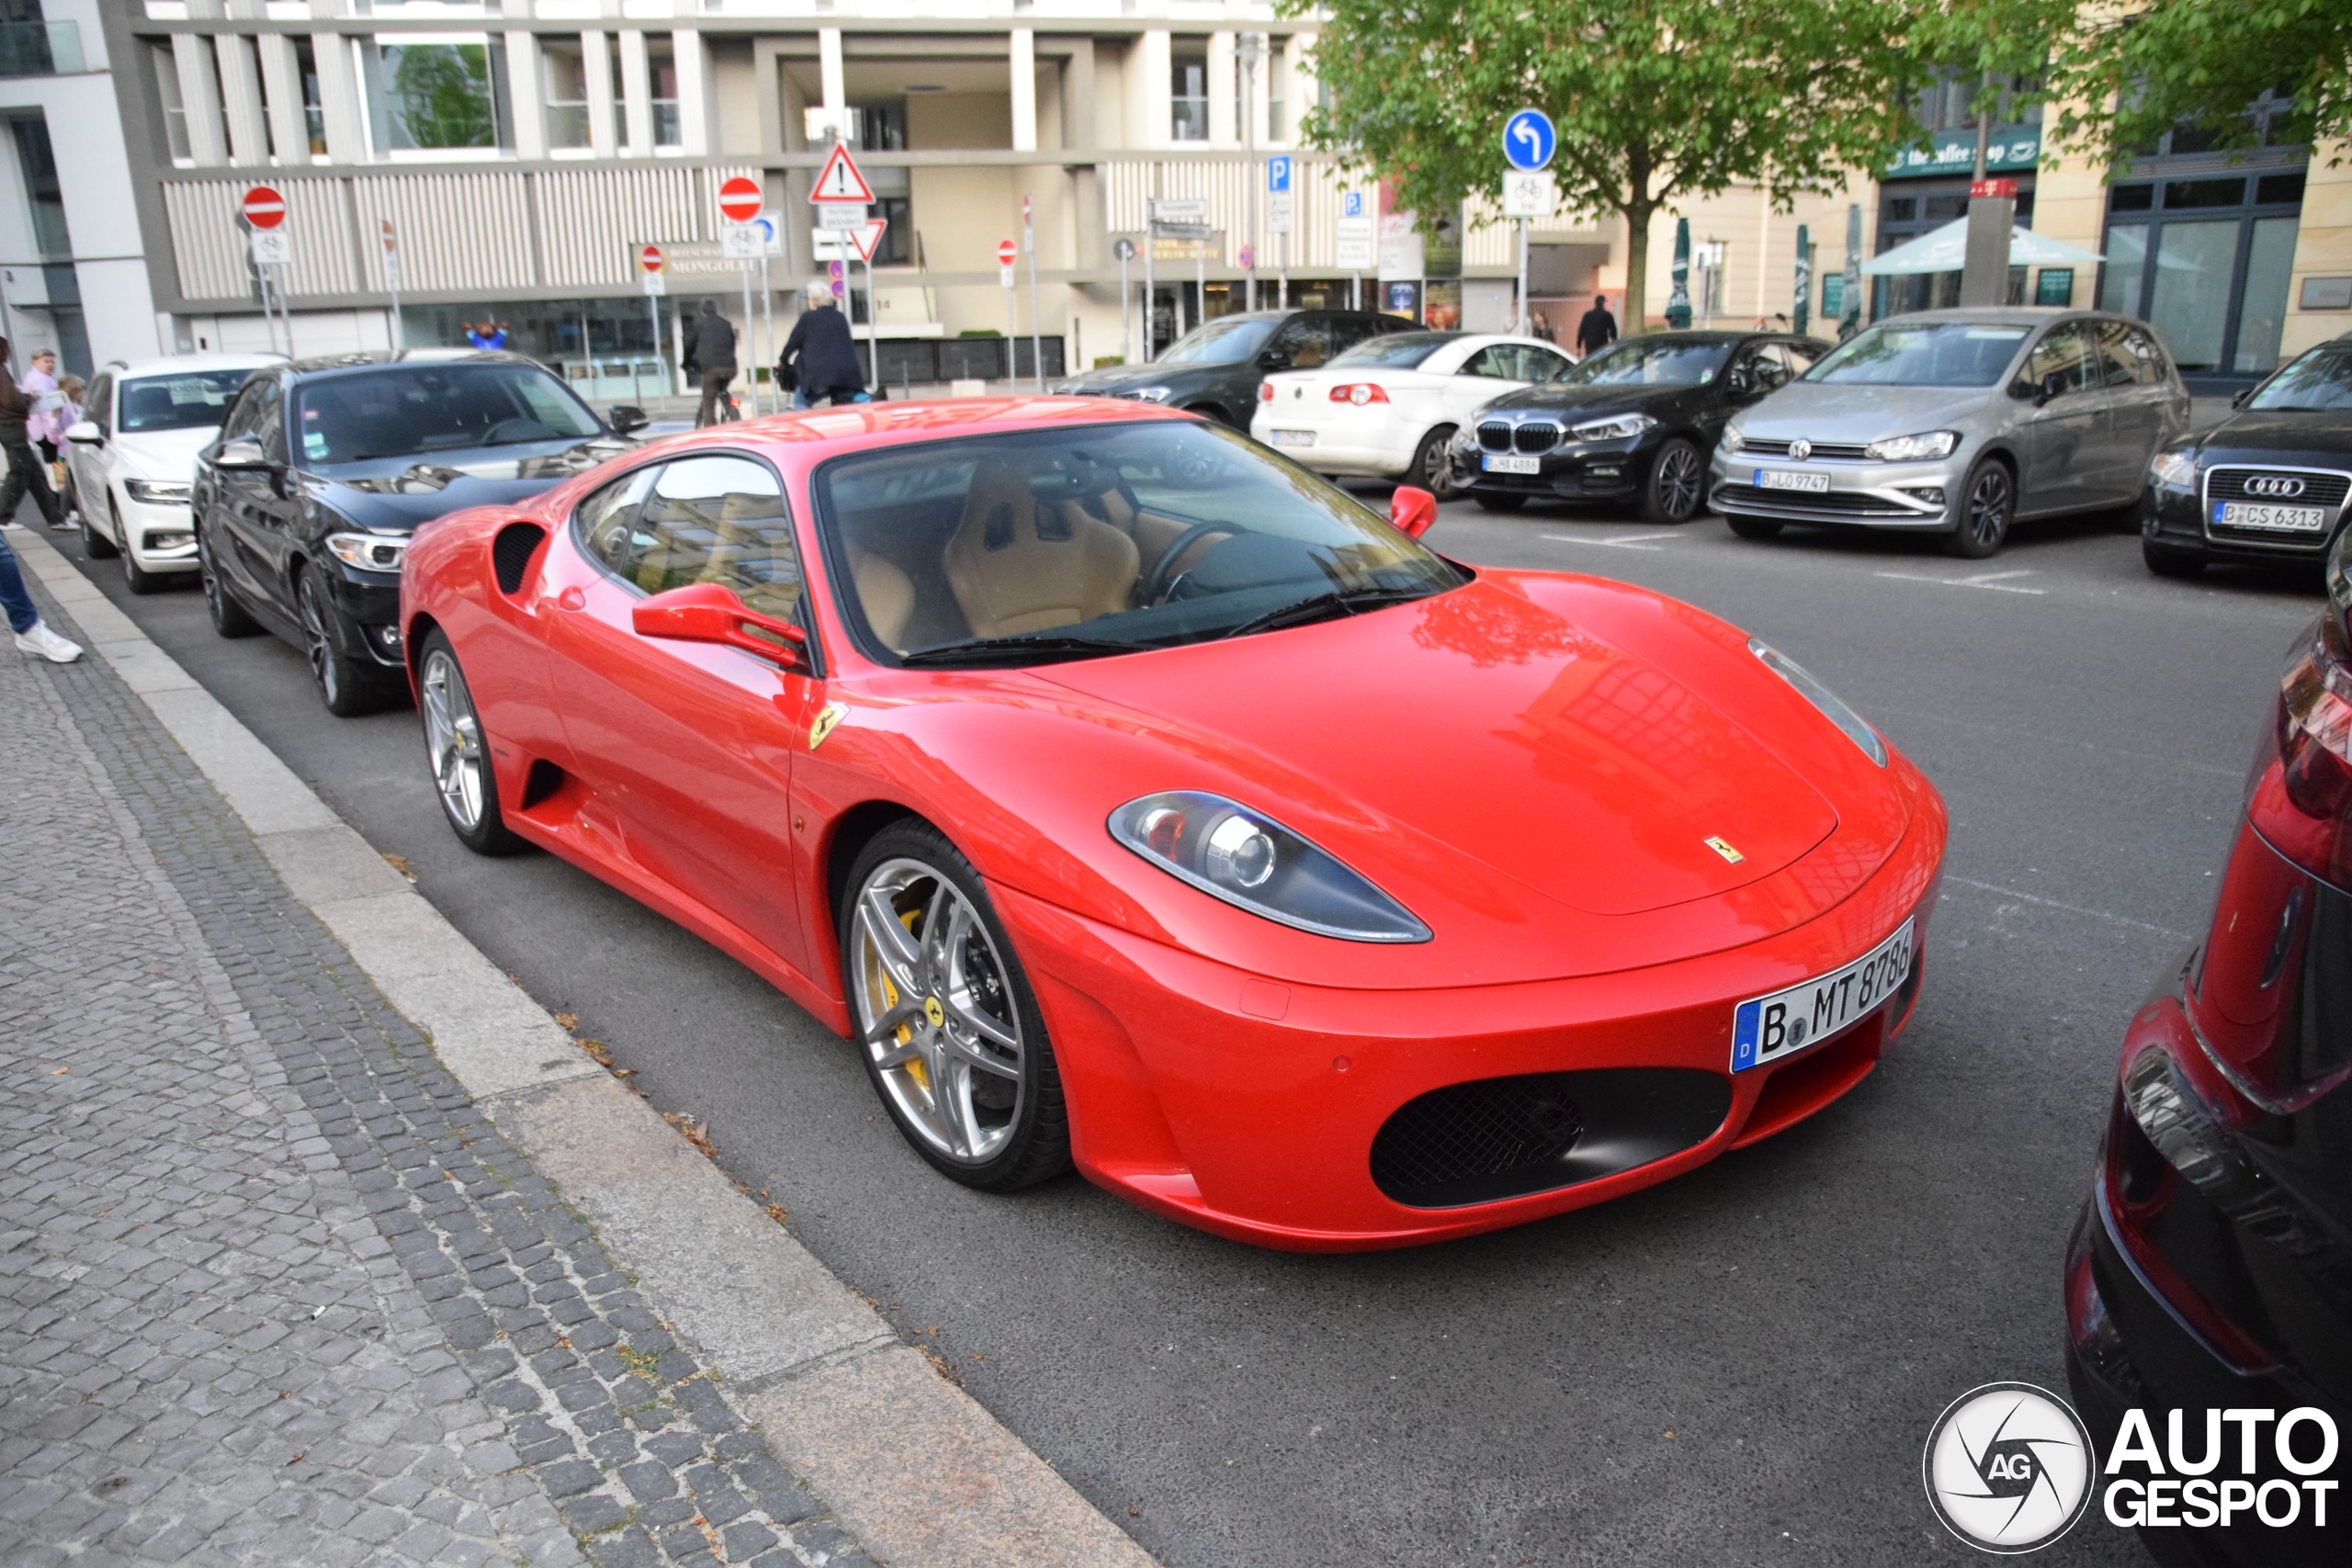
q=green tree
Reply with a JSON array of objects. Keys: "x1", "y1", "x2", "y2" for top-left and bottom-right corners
[
  {"x1": 1289, "y1": 0, "x2": 1935, "y2": 332},
  {"x1": 2047, "y1": 0, "x2": 2350, "y2": 162}
]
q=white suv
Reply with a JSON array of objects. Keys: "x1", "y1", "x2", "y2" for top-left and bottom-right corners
[{"x1": 65, "y1": 354, "x2": 279, "y2": 593}]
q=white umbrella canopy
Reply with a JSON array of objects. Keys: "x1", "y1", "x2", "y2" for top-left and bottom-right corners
[{"x1": 1861, "y1": 219, "x2": 2105, "y2": 276}]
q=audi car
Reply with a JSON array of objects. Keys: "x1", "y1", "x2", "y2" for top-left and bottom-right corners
[
  {"x1": 2064, "y1": 525, "x2": 2352, "y2": 1565},
  {"x1": 1712, "y1": 309, "x2": 2190, "y2": 558},
  {"x1": 2142, "y1": 334, "x2": 2352, "y2": 578},
  {"x1": 191, "y1": 351, "x2": 645, "y2": 716},
  {"x1": 1453, "y1": 331, "x2": 1828, "y2": 524},
  {"x1": 401, "y1": 398, "x2": 1947, "y2": 1250}
]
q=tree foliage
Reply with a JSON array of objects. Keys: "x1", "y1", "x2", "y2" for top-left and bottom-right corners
[
  {"x1": 2047, "y1": 0, "x2": 2351, "y2": 163},
  {"x1": 1287, "y1": 0, "x2": 1936, "y2": 330}
]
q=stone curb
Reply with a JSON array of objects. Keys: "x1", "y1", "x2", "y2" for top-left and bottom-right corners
[{"x1": 13, "y1": 525, "x2": 1159, "y2": 1568}]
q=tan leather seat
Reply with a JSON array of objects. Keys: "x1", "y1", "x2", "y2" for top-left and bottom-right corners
[
  {"x1": 944, "y1": 459, "x2": 1138, "y2": 637},
  {"x1": 847, "y1": 548, "x2": 916, "y2": 649}
]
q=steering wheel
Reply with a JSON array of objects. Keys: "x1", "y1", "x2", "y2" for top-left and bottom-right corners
[{"x1": 1136, "y1": 522, "x2": 1236, "y2": 605}]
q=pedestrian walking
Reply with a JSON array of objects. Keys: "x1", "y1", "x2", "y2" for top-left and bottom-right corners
[
  {"x1": 1576, "y1": 295, "x2": 1619, "y2": 358},
  {"x1": 0, "y1": 340, "x2": 67, "y2": 533},
  {"x1": 0, "y1": 525, "x2": 81, "y2": 662},
  {"x1": 778, "y1": 283, "x2": 869, "y2": 410},
  {"x1": 24, "y1": 346, "x2": 65, "y2": 491},
  {"x1": 682, "y1": 301, "x2": 739, "y2": 428},
  {"x1": 1532, "y1": 310, "x2": 1554, "y2": 344}
]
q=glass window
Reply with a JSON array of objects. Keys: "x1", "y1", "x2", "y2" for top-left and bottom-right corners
[
  {"x1": 2098, "y1": 225, "x2": 2147, "y2": 316},
  {"x1": 1461, "y1": 344, "x2": 1522, "y2": 378},
  {"x1": 252, "y1": 391, "x2": 285, "y2": 463},
  {"x1": 541, "y1": 39, "x2": 589, "y2": 150},
  {"x1": 2165, "y1": 177, "x2": 2245, "y2": 210},
  {"x1": 119, "y1": 369, "x2": 256, "y2": 433},
  {"x1": 8, "y1": 116, "x2": 69, "y2": 256},
  {"x1": 1564, "y1": 338, "x2": 1732, "y2": 387},
  {"x1": 817, "y1": 423, "x2": 1466, "y2": 663},
  {"x1": 2245, "y1": 344, "x2": 2352, "y2": 412},
  {"x1": 2233, "y1": 216, "x2": 2298, "y2": 375},
  {"x1": 1526, "y1": 345, "x2": 1573, "y2": 381},
  {"x1": 602, "y1": 456, "x2": 803, "y2": 620},
  {"x1": 648, "y1": 37, "x2": 681, "y2": 148},
  {"x1": 2016, "y1": 322, "x2": 2096, "y2": 397},
  {"x1": 363, "y1": 36, "x2": 512, "y2": 153},
  {"x1": 84, "y1": 374, "x2": 110, "y2": 435},
  {"x1": 1327, "y1": 313, "x2": 1389, "y2": 355},
  {"x1": 293, "y1": 37, "x2": 327, "y2": 156},
  {"x1": 219, "y1": 382, "x2": 271, "y2": 442},
  {"x1": 1158, "y1": 316, "x2": 1276, "y2": 366},
  {"x1": 292, "y1": 364, "x2": 601, "y2": 466},
  {"x1": 2109, "y1": 185, "x2": 2154, "y2": 212},
  {"x1": 1807, "y1": 321, "x2": 2030, "y2": 387},
  {"x1": 2146, "y1": 220, "x2": 2239, "y2": 370},
  {"x1": 1170, "y1": 49, "x2": 1207, "y2": 142},
  {"x1": 2254, "y1": 172, "x2": 2305, "y2": 207},
  {"x1": 1270, "y1": 315, "x2": 1334, "y2": 369},
  {"x1": 153, "y1": 43, "x2": 191, "y2": 162},
  {"x1": 1331, "y1": 332, "x2": 1455, "y2": 369}
]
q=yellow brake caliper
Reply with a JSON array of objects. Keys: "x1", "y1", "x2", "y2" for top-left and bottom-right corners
[{"x1": 882, "y1": 907, "x2": 930, "y2": 1091}]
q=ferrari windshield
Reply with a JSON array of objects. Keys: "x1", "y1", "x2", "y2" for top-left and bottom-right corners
[
  {"x1": 292, "y1": 364, "x2": 602, "y2": 466},
  {"x1": 1804, "y1": 322, "x2": 2029, "y2": 387},
  {"x1": 1156, "y1": 316, "x2": 1277, "y2": 366},
  {"x1": 2246, "y1": 344, "x2": 2352, "y2": 412},
  {"x1": 817, "y1": 421, "x2": 1466, "y2": 666},
  {"x1": 1564, "y1": 339, "x2": 1730, "y2": 387}
]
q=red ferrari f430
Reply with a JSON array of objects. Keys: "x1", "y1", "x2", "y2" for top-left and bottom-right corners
[{"x1": 399, "y1": 399, "x2": 1945, "y2": 1249}]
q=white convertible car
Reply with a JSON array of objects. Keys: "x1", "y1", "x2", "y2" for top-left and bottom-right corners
[{"x1": 1249, "y1": 332, "x2": 1572, "y2": 496}]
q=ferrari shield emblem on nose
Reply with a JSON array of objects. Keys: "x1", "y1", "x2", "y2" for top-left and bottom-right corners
[
  {"x1": 1705, "y1": 836, "x2": 1745, "y2": 864},
  {"x1": 808, "y1": 701, "x2": 847, "y2": 750}
]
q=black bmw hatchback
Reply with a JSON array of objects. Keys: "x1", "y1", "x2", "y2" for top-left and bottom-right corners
[
  {"x1": 2143, "y1": 335, "x2": 2352, "y2": 578},
  {"x1": 2064, "y1": 528, "x2": 2352, "y2": 1565},
  {"x1": 1455, "y1": 330, "x2": 1829, "y2": 523},
  {"x1": 193, "y1": 352, "x2": 642, "y2": 715}
]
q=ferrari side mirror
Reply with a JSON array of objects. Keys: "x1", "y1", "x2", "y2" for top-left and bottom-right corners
[
  {"x1": 632, "y1": 581, "x2": 808, "y2": 670},
  {"x1": 1390, "y1": 485, "x2": 1439, "y2": 539}
]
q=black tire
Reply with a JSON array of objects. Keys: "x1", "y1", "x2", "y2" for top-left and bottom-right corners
[
  {"x1": 1639, "y1": 436, "x2": 1704, "y2": 524},
  {"x1": 839, "y1": 819, "x2": 1070, "y2": 1193},
  {"x1": 416, "y1": 631, "x2": 524, "y2": 855},
  {"x1": 118, "y1": 502, "x2": 166, "y2": 595},
  {"x1": 197, "y1": 521, "x2": 260, "y2": 637},
  {"x1": 2143, "y1": 537, "x2": 2208, "y2": 579},
  {"x1": 1725, "y1": 513, "x2": 1783, "y2": 541},
  {"x1": 78, "y1": 487, "x2": 117, "y2": 558},
  {"x1": 1945, "y1": 457, "x2": 2015, "y2": 559},
  {"x1": 1410, "y1": 425, "x2": 1461, "y2": 500},
  {"x1": 297, "y1": 562, "x2": 392, "y2": 717},
  {"x1": 1472, "y1": 491, "x2": 1527, "y2": 513}
]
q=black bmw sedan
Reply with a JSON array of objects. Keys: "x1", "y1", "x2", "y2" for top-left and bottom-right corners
[
  {"x1": 2064, "y1": 526, "x2": 2351, "y2": 1565},
  {"x1": 2143, "y1": 334, "x2": 2352, "y2": 578},
  {"x1": 1453, "y1": 330, "x2": 1829, "y2": 523},
  {"x1": 193, "y1": 352, "x2": 643, "y2": 716}
]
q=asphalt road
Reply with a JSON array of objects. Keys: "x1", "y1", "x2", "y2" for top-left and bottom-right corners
[{"x1": 37, "y1": 492, "x2": 2323, "y2": 1567}]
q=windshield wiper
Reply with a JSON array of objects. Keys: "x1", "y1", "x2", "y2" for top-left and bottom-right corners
[
  {"x1": 1220, "y1": 584, "x2": 1430, "y2": 639},
  {"x1": 898, "y1": 634, "x2": 1146, "y2": 668}
]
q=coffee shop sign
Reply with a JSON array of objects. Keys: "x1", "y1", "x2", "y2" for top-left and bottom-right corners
[{"x1": 1885, "y1": 128, "x2": 2041, "y2": 181}]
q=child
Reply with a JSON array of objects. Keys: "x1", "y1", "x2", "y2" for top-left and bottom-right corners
[{"x1": 53, "y1": 375, "x2": 83, "y2": 498}]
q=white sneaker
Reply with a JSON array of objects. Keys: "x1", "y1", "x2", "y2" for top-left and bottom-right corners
[{"x1": 14, "y1": 621, "x2": 81, "y2": 663}]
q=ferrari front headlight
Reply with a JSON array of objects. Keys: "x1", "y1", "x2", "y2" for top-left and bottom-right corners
[
  {"x1": 1748, "y1": 637, "x2": 1886, "y2": 767},
  {"x1": 1109, "y1": 790, "x2": 1430, "y2": 942}
]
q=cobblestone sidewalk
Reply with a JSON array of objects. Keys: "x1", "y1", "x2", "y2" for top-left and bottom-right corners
[{"x1": 0, "y1": 582, "x2": 873, "y2": 1567}]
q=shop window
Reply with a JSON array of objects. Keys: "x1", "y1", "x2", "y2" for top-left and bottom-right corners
[
  {"x1": 2165, "y1": 177, "x2": 2244, "y2": 210},
  {"x1": 848, "y1": 101, "x2": 905, "y2": 151},
  {"x1": 361, "y1": 35, "x2": 513, "y2": 153},
  {"x1": 541, "y1": 39, "x2": 590, "y2": 150}
]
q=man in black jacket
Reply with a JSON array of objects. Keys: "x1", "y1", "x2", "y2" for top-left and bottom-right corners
[
  {"x1": 681, "y1": 301, "x2": 739, "y2": 426},
  {"x1": 778, "y1": 283, "x2": 868, "y2": 408},
  {"x1": 1576, "y1": 295, "x2": 1619, "y2": 358},
  {"x1": 0, "y1": 339, "x2": 62, "y2": 529}
]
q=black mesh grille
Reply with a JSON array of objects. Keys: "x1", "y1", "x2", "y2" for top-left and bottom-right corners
[
  {"x1": 1477, "y1": 421, "x2": 1514, "y2": 452},
  {"x1": 1513, "y1": 423, "x2": 1561, "y2": 455},
  {"x1": 1371, "y1": 1075, "x2": 1582, "y2": 1206},
  {"x1": 491, "y1": 522, "x2": 547, "y2": 595},
  {"x1": 1737, "y1": 438, "x2": 1871, "y2": 462}
]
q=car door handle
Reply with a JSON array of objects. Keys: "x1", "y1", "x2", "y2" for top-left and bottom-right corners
[{"x1": 555, "y1": 586, "x2": 586, "y2": 612}]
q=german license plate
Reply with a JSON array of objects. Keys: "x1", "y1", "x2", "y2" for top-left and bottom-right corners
[
  {"x1": 1269, "y1": 429, "x2": 1315, "y2": 448},
  {"x1": 1730, "y1": 918, "x2": 1915, "y2": 1073},
  {"x1": 1484, "y1": 454, "x2": 1541, "y2": 475},
  {"x1": 1756, "y1": 468, "x2": 1831, "y2": 494},
  {"x1": 2216, "y1": 500, "x2": 2327, "y2": 533}
]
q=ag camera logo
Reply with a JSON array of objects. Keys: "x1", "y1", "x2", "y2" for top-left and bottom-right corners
[{"x1": 1922, "y1": 1382, "x2": 2095, "y2": 1553}]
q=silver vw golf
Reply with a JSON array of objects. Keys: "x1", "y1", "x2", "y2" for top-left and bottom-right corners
[{"x1": 1709, "y1": 308, "x2": 2190, "y2": 558}]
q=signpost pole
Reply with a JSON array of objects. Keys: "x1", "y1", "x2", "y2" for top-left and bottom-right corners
[
  {"x1": 647, "y1": 293, "x2": 660, "y2": 407},
  {"x1": 761, "y1": 243, "x2": 776, "y2": 415},
  {"x1": 865, "y1": 250, "x2": 878, "y2": 389},
  {"x1": 1144, "y1": 220, "x2": 1156, "y2": 359},
  {"x1": 1238, "y1": 34, "x2": 1259, "y2": 313},
  {"x1": 1023, "y1": 194, "x2": 1042, "y2": 393},
  {"x1": 1004, "y1": 254, "x2": 1017, "y2": 387},
  {"x1": 384, "y1": 223, "x2": 403, "y2": 355},
  {"x1": 739, "y1": 262, "x2": 755, "y2": 416},
  {"x1": 1118, "y1": 243, "x2": 1132, "y2": 363},
  {"x1": 1516, "y1": 218, "x2": 1530, "y2": 334}
]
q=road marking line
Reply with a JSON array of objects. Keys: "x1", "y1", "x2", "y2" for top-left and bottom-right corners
[
  {"x1": 1541, "y1": 531, "x2": 1674, "y2": 551},
  {"x1": 1941, "y1": 874, "x2": 2191, "y2": 939},
  {"x1": 1874, "y1": 569, "x2": 2046, "y2": 595}
]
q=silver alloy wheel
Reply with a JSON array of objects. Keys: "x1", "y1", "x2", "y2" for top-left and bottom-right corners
[
  {"x1": 849, "y1": 857, "x2": 1024, "y2": 1165},
  {"x1": 1966, "y1": 465, "x2": 2011, "y2": 548},
  {"x1": 297, "y1": 575, "x2": 339, "y2": 703},
  {"x1": 419, "y1": 648, "x2": 487, "y2": 832},
  {"x1": 1656, "y1": 443, "x2": 1701, "y2": 518}
]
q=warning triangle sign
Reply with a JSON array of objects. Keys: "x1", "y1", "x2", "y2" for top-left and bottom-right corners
[
  {"x1": 849, "y1": 218, "x2": 888, "y2": 263},
  {"x1": 810, "y1": 142, "x2": 875, "y2": 204}
]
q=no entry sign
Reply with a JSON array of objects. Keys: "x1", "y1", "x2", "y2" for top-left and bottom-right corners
[
  {"x1": 718, "y1": 177, "x2": 763, "y2": 223},
  {"x1": 997, "y1": 239, "x2": 1017, "y2": 266},
  {"x1": 241, "y1": 186, "x2": 287, "y2": 231},
  {"x1": 639, "y1": 244, "x2": 666, "y2": 275}
]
